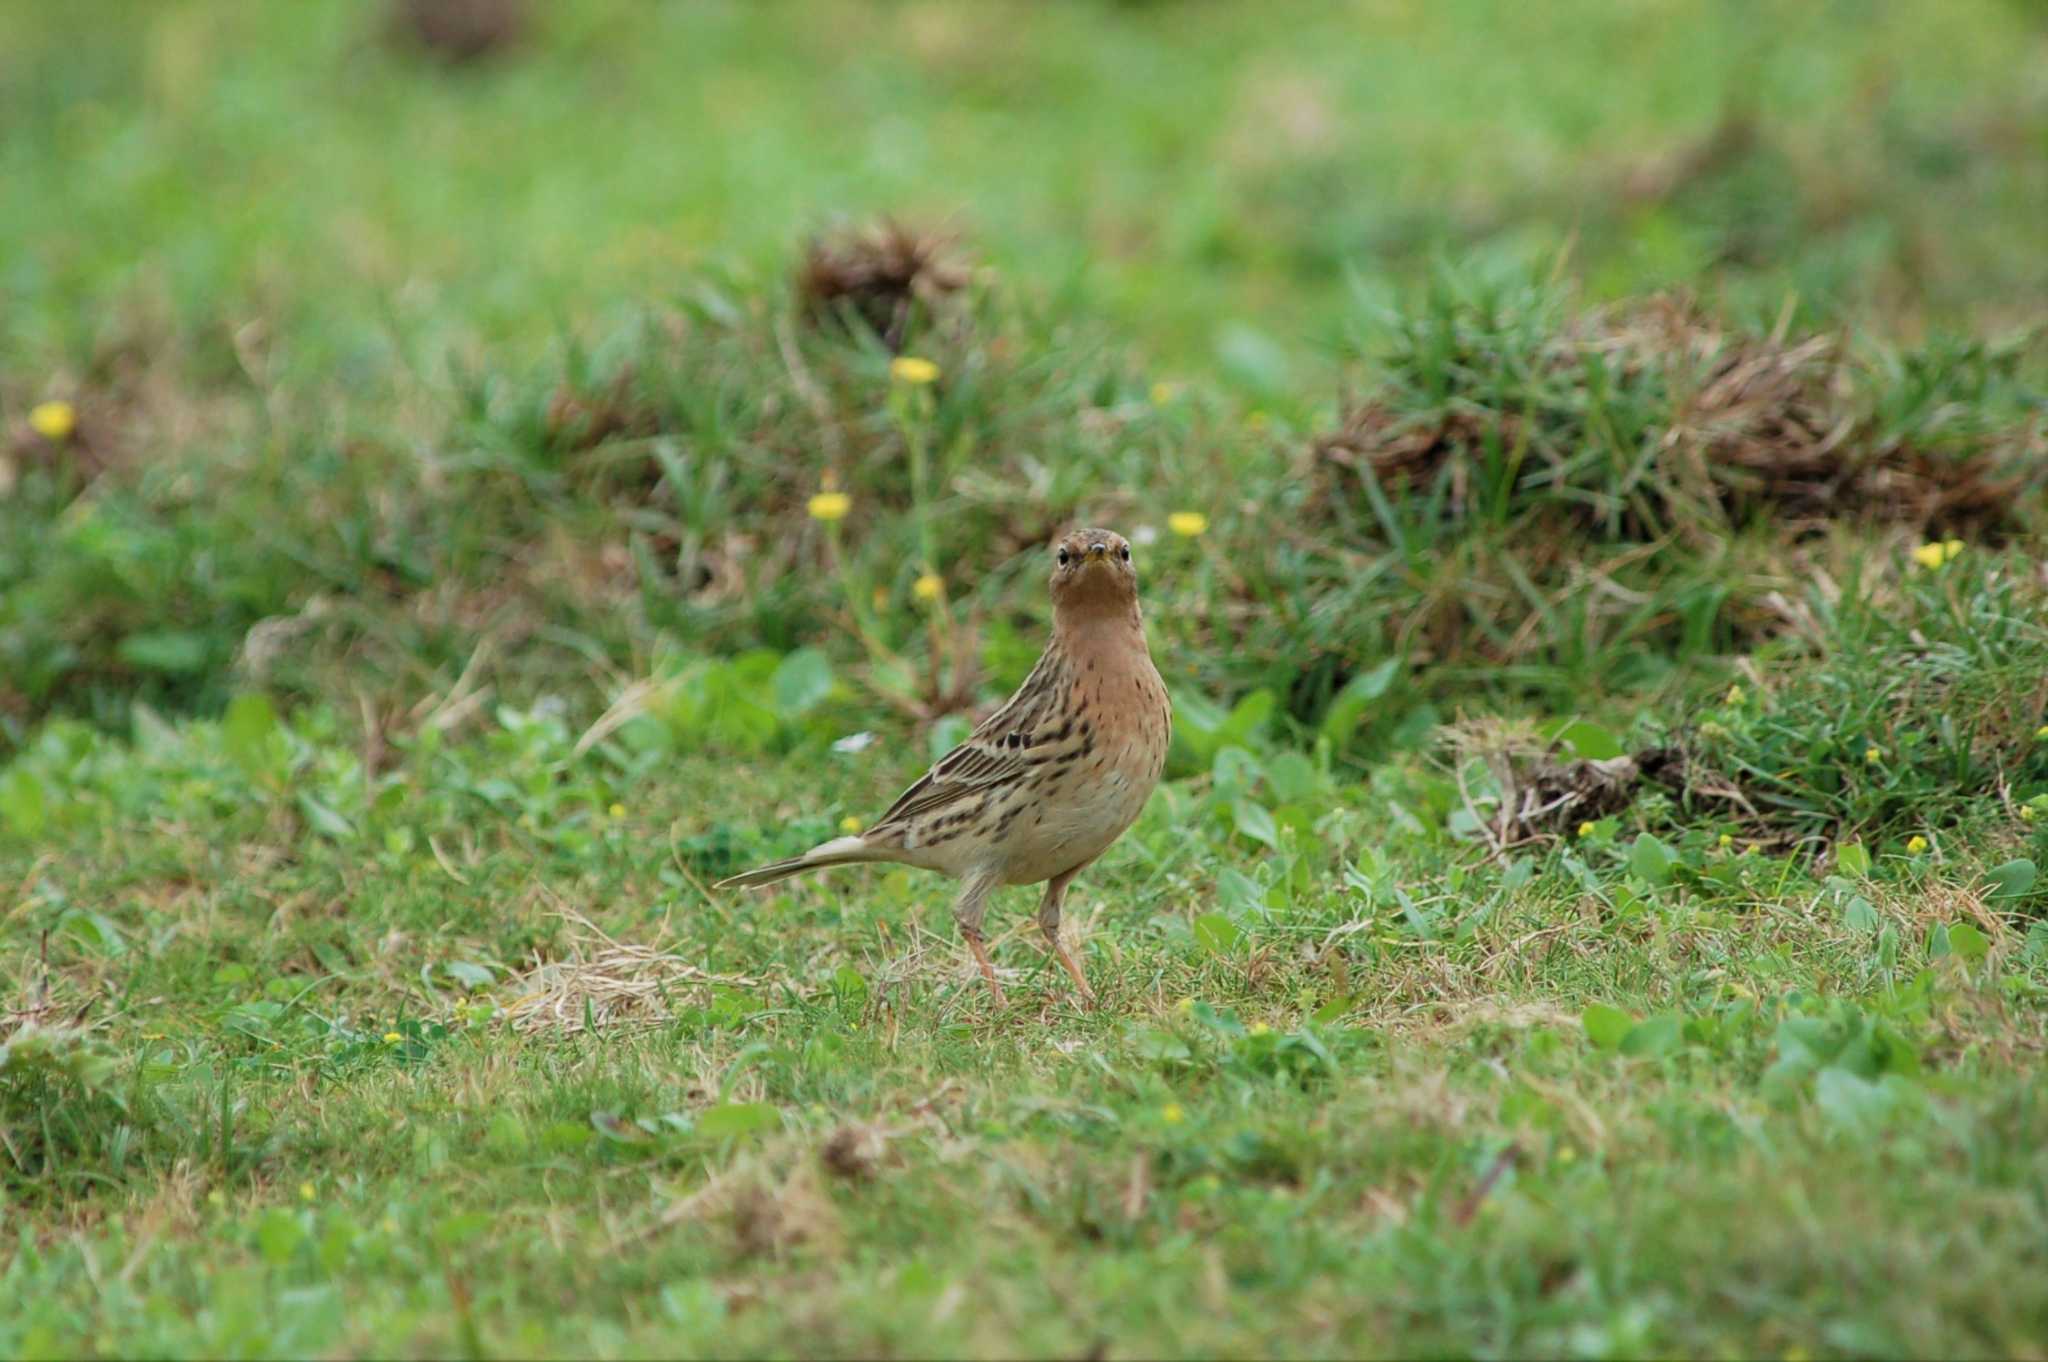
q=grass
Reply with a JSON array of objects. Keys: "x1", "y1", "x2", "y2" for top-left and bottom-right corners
[{"x1": 4, "y1": 0, "x2": 2048, "y2": 1356}]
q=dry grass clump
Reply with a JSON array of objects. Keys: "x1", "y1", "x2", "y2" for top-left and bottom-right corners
[
  {"x1": 498, "y1": 911, "x2": 754, "y2": 1035},
  {"x1": 1313, "y1": 295, "x2": 2043, "y2": 543},
  {"x1": 386, "y1": 0, "x2": 527, "y2": 64},
  {"x1": 1443, "y1": 719, "x2": 1689, "y2": 851},
  {"x1": 796, "y1": 220, "x2": 972, "y2": 351}
]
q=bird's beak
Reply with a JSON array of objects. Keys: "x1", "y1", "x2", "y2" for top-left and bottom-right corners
[{"x1": 1086, "y1": 542, "x2": 1110, "y2": 562}]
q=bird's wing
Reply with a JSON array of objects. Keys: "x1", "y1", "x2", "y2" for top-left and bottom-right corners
[{"x1": 866, "y1": 649, "x2": 1085, "y2": 837}]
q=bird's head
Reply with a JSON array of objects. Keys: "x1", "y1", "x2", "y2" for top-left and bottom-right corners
[{"x1": 1048, "y1": 527, "x2": 1140, "y2": 623}]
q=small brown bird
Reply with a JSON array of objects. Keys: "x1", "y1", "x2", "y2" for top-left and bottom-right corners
[{"x1": 717, "y1": 529, "x2": 1171, "y2": 1006}]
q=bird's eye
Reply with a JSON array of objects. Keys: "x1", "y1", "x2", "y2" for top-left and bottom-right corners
[
  {"x1": 1057, "y1": 549, "x2": 1070, "y2": 566},
  {"x1": 1120, "y1": 545, "x2": 1131, "y2": 561}
]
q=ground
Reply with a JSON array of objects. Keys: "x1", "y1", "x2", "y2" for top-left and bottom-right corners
[{"x1": 3, "y1": 2, "x2": 2048, "y2": 1357}]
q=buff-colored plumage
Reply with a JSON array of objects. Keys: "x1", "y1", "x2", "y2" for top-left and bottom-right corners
[{"x1": 717, "y1": 529, "x2": 1171, "y2": 1005}]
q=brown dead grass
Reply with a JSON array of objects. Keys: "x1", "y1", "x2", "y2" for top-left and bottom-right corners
[
  {"x1": 386, "y1": 0, "x2": 526, "y2": 64},
  {"x1": 796, "y1": 220, "x2": 972, "y2": 352},
  {"x1": 1313, "y1": 297, "x2": 2043, "y2": 541}
]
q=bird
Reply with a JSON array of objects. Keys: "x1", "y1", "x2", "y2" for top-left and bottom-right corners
[{"x1": 716, "y1": 528, "x2": 1172, "y2": 1007}]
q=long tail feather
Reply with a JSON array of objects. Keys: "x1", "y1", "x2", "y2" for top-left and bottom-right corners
[{"x1": 715, "y1": 835, "x2": 879, "y2": 890}]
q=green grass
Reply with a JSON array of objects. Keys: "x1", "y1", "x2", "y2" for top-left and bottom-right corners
[{"x1": 5, "y1": 1, "x2": 2048, "y2": 1356}]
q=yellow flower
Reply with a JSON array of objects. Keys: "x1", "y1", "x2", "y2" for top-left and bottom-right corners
[
  {"x1": 1555, "y1": 1145, "x2": 1577, "y2": 1165},
  {"x1": 2021, "y1": 805, "x2": 2037, "y2": 822},
  {"x1": 1910, "y1": 543, "x2": 1946, "y2": 570},
  {"x1": 1718, "y1": 833, "x2": 1733, "y2": 849},
  {"x1": 1168, "y1": 510, "x2": 1209, "y2": 538},
  {"x1": 1176, "y1": 996, "x2": 1196, "y2": 1015},
  {"x1": 383, "y1": 1031, "x2": 403, "y2": 1045},
  {"x1": 1941, "y1": 538, "x2": 1965, "y2": 562},
  {"x1": 299, "y1": 1182, "x2": 316, "y2": 1202},
  {"x1": 1864, "y1": 746, "x2": 1883, "y2": 764},
  {"x1": 1743, "y1": 842, "x2": 1760, "y2": 857},
  {"x1": 912, "y1": 571, "x2": 943, "y2": 602},
  {"x1": 1725, "y1": 684, "x2": 1744, "y2": 705},
  {"x1": 2035, "y1": 725, "x2": 2048, "y2": 742},
  {"x1": 607, "y1": 803, "x2": 626, "y2": 820},
  {"x1": 839, "y1": 814, "x2": 863, "y2": 834},
  {"x1": 807, "y1": 491, "x2": 852, "y2": 522},
  {"x1": 1247, "y1": 1021, "x2": 1272, "y2": 1037},
  {"x1": 28, "y1": 400, "x2": 76, "y2": 441},
  {"x1": 1578, "y1": 821, "x2": 1597, "y2": 839},
  {"x1": 889, "y1": 356, "x2": 939, "y2": 385},
  {"x1": 1906, "y1": 835, "x2": 1928, "y2": 855},
  {"x1": 1160, "y1": 1102, "x2": 1185, "y2": 1125}
]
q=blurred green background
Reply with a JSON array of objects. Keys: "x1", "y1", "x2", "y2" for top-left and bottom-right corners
[{"x1": 5, "y1": 0, "x2": 2044, "y2": 377}]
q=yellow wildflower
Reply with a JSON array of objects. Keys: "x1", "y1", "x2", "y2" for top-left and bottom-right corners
[
  {"x1": 1906, "y1": 835, "x2": 1928, "y2": 855},
  {"x1": 2021, "y1": 805, "x2": 2037, "y2": 822},
  {"x1": 1718, "y1": 833, "x2": 1733, "y2": 849},
  {"x1": 889, "y1": 356, "x2": 939, "y2": 385},
  {"x1": 29, "y1": 400, "x2": 76, "y2": 441},
  {"x1": 1176, "y1": 996, "x2": 1196, "y2": 1015},
  {"x1": 1743, "y1": 842, "x2": 1760, "y2": 856},
  {"x1": 839, "y1": 815, "x2": 863, "y2": 834},
  {"x1": 1555, "y1": 1145, "x2": 1577, "y2": 1164},
  {"x1": 1910, "y1": 543, "x2": 1946, "y2": 570},
  {"x1": 1578, "y1": 821, "x2": 1597, "y2": 839},
  {"x1": 912, "y1": 571, "x2": 943, "y2": 602},
  {"x1": 807, "y1": 491, "x2": 852, "y2": 522},
  {"x1": 607, "y1": 803, "x2": 626, "y2": 820},
  {"x1": 1168, "y1": 510, "x2": 1209, "y2": 538},
  {"x1": 1864, "y1": 746, "x2": 1883, "y2": 764},
  {"x1": 299, "y1": 1182, "x2": 316, "y2": 1202},
  {"x1": 1725, "y1": 684, "x2": 1744, "y2": 705},
  {"x1": 1247, "y1": 1021, "x2": 1272, "y2": 1037},
  {"x1": 1160, "y1": 1102, "x2": 1185, "y2": 1125},
  {"x1": 383, "y1": 1031, "x2": 403, "y2": 1045},
  {"x1": 1941, "y1": 538, "x2": 1965, "y2": 562},
  {"x1": 2035, "y1": 725, "x2": 2048, "y2": 742}
]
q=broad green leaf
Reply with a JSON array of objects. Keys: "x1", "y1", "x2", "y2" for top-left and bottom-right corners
[
  {"x1": 1581, "y1": 1003, "x2": 1633, "y2": 1051},
  {"x1": 1619, "y1": 1015, "x2": 1683, "y2": 1057},
  {"x1": 0, "y1": 769, "x2": 47, "y2": 837},
  {"x1": 1629, "y1": 833, "x2": 1675, "y2": 886},
  {"x1": 116, "y1": 630, "x2": 211, "y2": 674},
  {"x1": 444, "y1": 961, "x2": 494, "y2": 990},
  {"x1": 771, "y1": 648, "x2": 834, "y2": 717},
  {"x1": 1264, "y1": 750, "x2": 1320, "y2": 803},
  {"x1": 256, "y1": 1209, "x2": 304, "y2": 1266},
  {"x1": 697, "y1": 1102, "x2": 780, "y2": 1139},
  {"x1": 296, "y1": 793, "x2": 355, "y2": 841},
  {"x1": 1232, "y1": 798, "x2": 1279, "y2": 849},
  {"x1": 1546, "y1": 719, "x2": 1624, "y2": 761},
  {"x1": 1983, "y1": 858, "x2": 2037, "y2": 901},
  {"x1": 1835, "y1": 841, "x2": 1871, "y2": 878},
  {"x1": 1946, "y1": 921, "x2": 1990, "y2": 963},
  {"x1": 1319, "y1": 658, "x2": 1401, "y2": 746},
  {"x1": 223, "y1": 693, "x2": 282, "y2": 785},
  {"x1": 1192, "y1": 913, "x2": 1242, "y2": 956}
]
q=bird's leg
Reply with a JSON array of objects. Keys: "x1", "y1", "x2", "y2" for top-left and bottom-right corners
[
  {"x1": 1036, "y1": 867, "x2": 1097, "y2": 1007},
  {"x1": 953, "y1": 871, "x2": 1008, "y2": 1007}
]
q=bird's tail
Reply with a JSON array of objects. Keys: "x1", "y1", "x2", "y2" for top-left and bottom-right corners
[{"x1": 714, "y1": 835, "x2": 883, "y2": 890}]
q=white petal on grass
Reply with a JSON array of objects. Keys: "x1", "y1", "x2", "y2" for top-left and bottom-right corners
[{"x1": 833, "y1": 731, "x2": 878, "y2": 754}]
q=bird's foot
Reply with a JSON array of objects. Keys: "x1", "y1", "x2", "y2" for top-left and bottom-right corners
[{"x1": 963, "y1": 932, "x2": 1009, "y2": 1008}]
